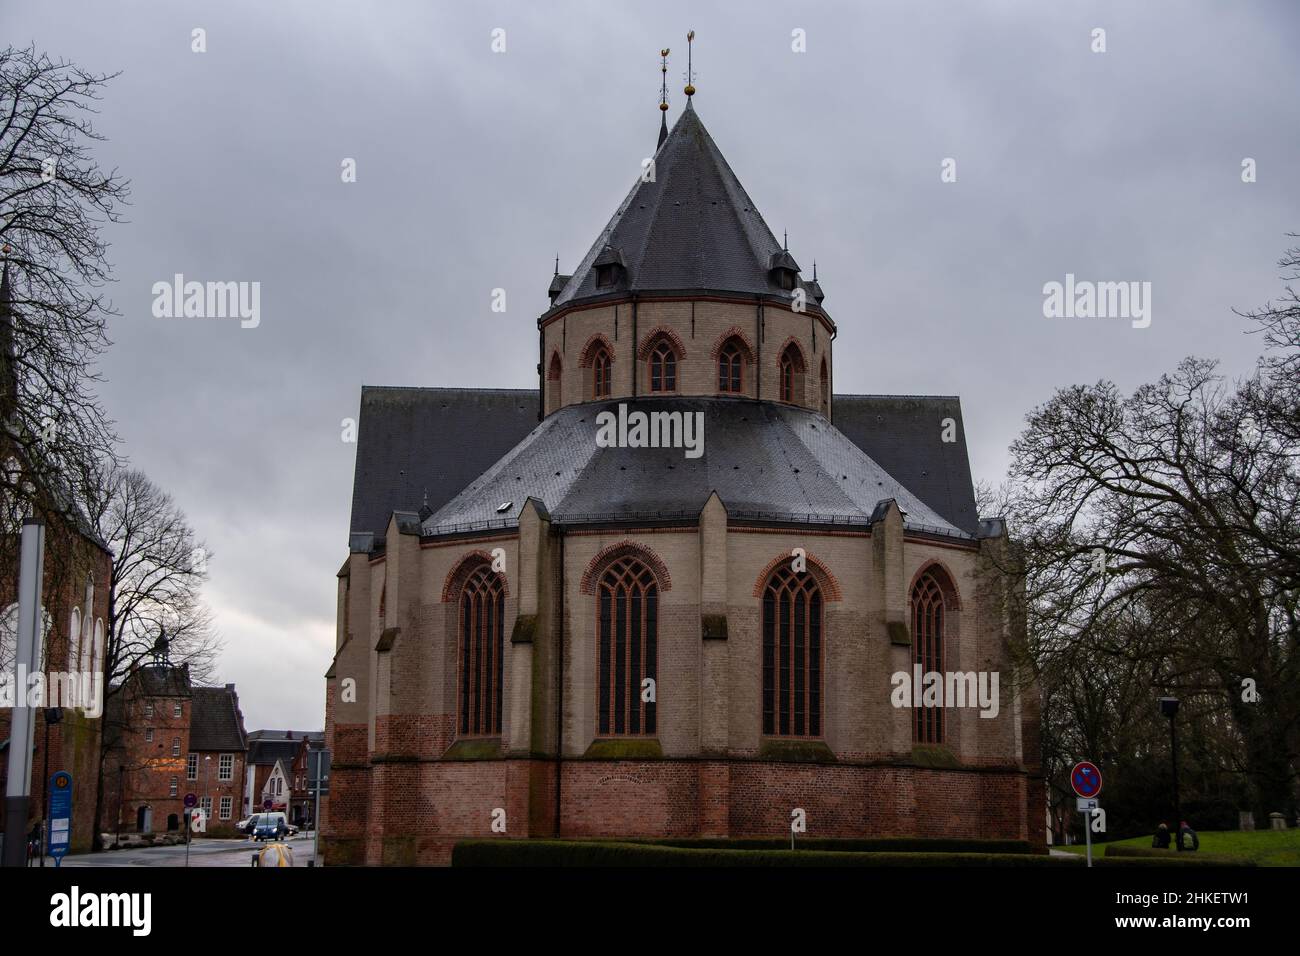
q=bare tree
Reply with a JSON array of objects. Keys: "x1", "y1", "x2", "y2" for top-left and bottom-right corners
[
  {"x1": 0, "y1": 44, "x2": 127, "y2": 527},
  {"x1": 1001, "y1": 350, "x2": 1298, "y2": 821},
  {"x1": 78, "y1": 464, "x2": 220, "y2": 850}
]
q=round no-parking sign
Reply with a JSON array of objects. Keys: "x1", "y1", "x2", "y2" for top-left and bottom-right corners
[{"x1": 1070, "y1": 761, "x2": 1103, "y2": 798}]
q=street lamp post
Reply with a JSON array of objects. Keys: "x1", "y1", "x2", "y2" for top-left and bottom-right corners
[{"x1": 1159, "y1": 696, "x2": 1181, "y2": 824}]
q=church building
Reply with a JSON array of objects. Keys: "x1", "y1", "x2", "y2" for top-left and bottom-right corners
[{"x1": 323, "y1": 71, "x2": 1042, "y2": 865}]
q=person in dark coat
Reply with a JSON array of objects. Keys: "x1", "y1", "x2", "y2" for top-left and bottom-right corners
[
  {"x1": 1177, "y1": 821, "x2": 1199, "y2": 851},
  {"x1": 1151, "y1": 822, "x2": 1171, "y2": 849}
]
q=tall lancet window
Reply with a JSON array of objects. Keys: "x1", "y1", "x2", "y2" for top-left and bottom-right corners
[
  {"x1": 458, "y1": 563, "x2": 505, "y2": 737},
  {"x1": 547, "y1": 352, "x2": 563, "y2": 412},
  {"x1": 649, "y1": 342, "x2": 677, "y2": 392},
  {"x1": 592, "y1": 346, "x2": 612, "y2": 399},
  {"x1": 778, "y1": 343, "x2": 805, "y2": 405},
  {"x1": 762, "y1": 566, "x2": 822, "y2": 737},
  {"x1": 596, "y1": 557, "x2": 658, "y2": 736},
  {"x1": 718, "y1": 343, "x2": 744, "y2": 394},
  {"x1": 911, "y1": 568, "x2": 953, "y2": 745}
]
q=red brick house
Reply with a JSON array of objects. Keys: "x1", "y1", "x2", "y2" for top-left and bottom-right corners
[
  {"x1": 245, "y1": 729, "x2": 323, "y2": 826},
  {"x1": 102, "y1": 664, "x2": 248, "y2": 838}
]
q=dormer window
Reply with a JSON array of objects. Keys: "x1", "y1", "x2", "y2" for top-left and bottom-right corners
[
  {"x1": 593, "y1": 245, "x2": 626, "y2": 290},
  {"x1": 768, "y1": 249, "x2": 800, "y2": 293}
]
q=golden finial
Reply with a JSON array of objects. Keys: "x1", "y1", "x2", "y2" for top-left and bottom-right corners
[
  {"x1": 684, "y1": 30, "x2": 695, "y2": 97},
  {"x1": 660, "y1": 48, "x2": 670, "y2": 111}
]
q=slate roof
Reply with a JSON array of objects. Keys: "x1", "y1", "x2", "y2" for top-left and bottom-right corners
[
  {"x1": 189, "y1": 685, "x2": 247, "y2": 752},
  {"x1": 348, "y1": 388, "x2": 982, "y2": 546},
  {"x1": 421, "y1": 397, "x2": 969, "y2": 539},
  {"x1": 546, "y1": 102, "x2": 828, "y2": 320},
  {"x1": 832, "y1": 395, "x2": 980, "y2": 536},
  {"x1": 246, "y1": 729, "x2": 323, "y2": 767},
  {"x1": 348, "y1": 387, "x2": 538, "y2": 548}
]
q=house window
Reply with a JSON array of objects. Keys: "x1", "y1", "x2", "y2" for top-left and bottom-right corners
[
  {"x1": 200, "y1": 796, "x2": 212, "y2": 819},
  {"x1": 187, "y1": 754, "x2": 198, "y2": 780},
  {"x1": 649, "y1": 342, "x2": 677, "y2": 392},
  {"x1": 596, "y1": 557, "x2": 658, "y2": 736},
  {"x1": 912, "y1": 569, "x2": 952, "y2": 745},
  {"x1": 168, "y1": 777, "x2": 178, "y2": 797},
  {"x1": 145, "y1": 728, "x2": 154, "y2": 743},
  {"x1": 596, "y1": 264, "x2": 616, "y2": 288},
  {"x1": 171, "y1": 737, "x2": 181, "y2": 757},
  {"x1": 762, "y1": 565, "x2": 822, "y2": 737},
  {"x1": 219, "y1": 754, "x2": 234, "y2": 781},
  {"x1": 220, "y1": 796, "x2": 232, "y2": 820},
  {"x1": 592, "y1": 346, "x2": 612, "y2": 399},
  {"x1": 144, "y1": 702, "x2": 154, "y2": 720},
  {"x1": 458, "y1": 563, "x2": 505, "y2": 737},
  {"x1": 718, "y1": 343, "x2": 744, "y2": 394},
  {"x1": 173, "y1": 702, "x2": 182, "y2": 719}
]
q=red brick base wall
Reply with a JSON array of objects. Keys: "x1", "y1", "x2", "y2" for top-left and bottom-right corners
[{"x1": 322, "y1": 756, "x2": 1039, "y2": 866}]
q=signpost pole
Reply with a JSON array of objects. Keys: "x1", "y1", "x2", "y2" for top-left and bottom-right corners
[
  {"x1": 1083, "y1": 807, "x2": 1093, "y2": 867},
  {"x1": 2, "y1": 519, "x2": 45, "y2": 868}
]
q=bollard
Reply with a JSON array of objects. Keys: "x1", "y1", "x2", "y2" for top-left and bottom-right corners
[{"x1": 251, "y1": 853, "x2": 259, "y2": 867}]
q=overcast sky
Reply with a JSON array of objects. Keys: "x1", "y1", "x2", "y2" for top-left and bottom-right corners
[{"x1": 3, "y1": 1, "x2": 1296, "y2": 729}]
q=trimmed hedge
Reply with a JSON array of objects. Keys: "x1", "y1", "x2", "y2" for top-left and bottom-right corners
[
  {"x1": 625, "y1": 836, "x2": 1035, "y2": 855},
  {"x1": 1103, "y1": 845, "x2": 1251, "y2": 866},
  {"x1": 452, "y1": 840, "x2": 1074, "y2": 867}
]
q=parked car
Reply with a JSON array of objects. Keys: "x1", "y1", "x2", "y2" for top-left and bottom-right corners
[
  {"x1": 251, "y1": 812, "x2": 290, "y2": 842},
  {"x1": 235, "y1": 816, "x2": 253, "y2": 835}
]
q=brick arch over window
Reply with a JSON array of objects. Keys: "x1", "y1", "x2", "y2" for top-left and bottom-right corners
[
  {"x1": 441, "y1": 550, "x2": 510, "y2": 603},
  {"x1": 579, "y1": 540, "x2": 672, "y2": 595},
  {"x1": 910, "y1": 561, "x2": 959, "y2": 745},
  {"x1": 578, "y1": 333, "x2": 615, "y2": 368},
  {"x1": 751, "y1": 550, "x2": 843, "y2": 601},
  {"x1": 709, "y1": 327, "x2": 756, "y2": 363},
  {"x1": 636, "y1": 326, "x2": 687, "y2": 361}
]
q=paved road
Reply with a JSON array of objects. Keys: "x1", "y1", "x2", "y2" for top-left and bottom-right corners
[{"x1": 53, "y1": 834, "x2": 320, "y2": 867}]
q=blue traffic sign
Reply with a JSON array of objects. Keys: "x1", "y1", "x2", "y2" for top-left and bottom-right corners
[
  {"x1": 48, "y1": 771, "x2": 73, "y2": 866},
  {"x1": 1070, "y1": 761, "x2": 1103, "y2": 799}
]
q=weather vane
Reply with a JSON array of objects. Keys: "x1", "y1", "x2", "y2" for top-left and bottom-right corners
[
  {"x1": 659, "y1": 47, "x2": 670, "y2": 111},
  {"x1": 684, "y1": 30, "x2": 695, "y2": 97}
]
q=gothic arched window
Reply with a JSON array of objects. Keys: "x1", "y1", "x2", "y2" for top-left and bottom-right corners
[
  {"x1": 778, "y1": 342, "x2": 806, "y2": 404},
  {"x1": 762, "y1": 566, "x2": 822, "y2": 737},
  {"x1": 911, "y1": 568, "x2": 953, "y2": 745},
  {"x1": 649, "y1": 342, "x2": 677, "y2": 392},
  {"x1": 547, "y1": 352, "x2": 563, "y2": 412},
  {"x1": 593, "y1": 346, "x2": 612, "y2": 399},
  {"x1": 819, "y1": 358, "x2": 829, "y2": 415},
  {"x1": 718, "y1": 342, "x2": 744, "y2": 394},
  {"x1": 596, "y1": 557, "x2": 658, "y2": 736},
  {"x1": 458, "y1": 563, "x2": 505, "y2": 737}
]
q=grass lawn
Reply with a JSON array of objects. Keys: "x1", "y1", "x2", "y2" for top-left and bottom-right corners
[{"x1": 1057, "y1": 829, "x2": 1300, "y2": 866}]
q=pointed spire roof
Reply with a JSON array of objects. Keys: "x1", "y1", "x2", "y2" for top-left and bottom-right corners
[{"x1": 547, "y1": 102, "x2": 827, "y2": 317}]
